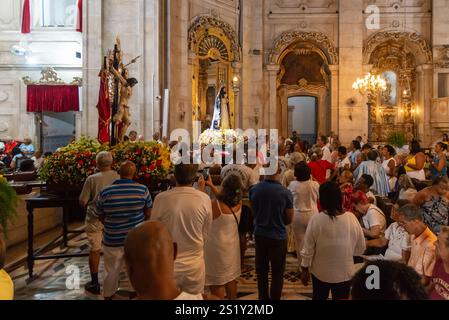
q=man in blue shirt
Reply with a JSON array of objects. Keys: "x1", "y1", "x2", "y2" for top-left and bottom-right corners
[
  {"x1": 249, "y1": 164, "x2": 294, "y2": 300},
  {"x1": 96, "y1": 161, "x2": 152, "y2": 299},
  {"x1": 19, "y1": 138, "x2": 35, "y2": 157}
]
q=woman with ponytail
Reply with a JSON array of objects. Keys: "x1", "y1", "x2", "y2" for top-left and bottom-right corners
[{"x1": 300, "y1": 181, "x2": 366, "y2": 300}]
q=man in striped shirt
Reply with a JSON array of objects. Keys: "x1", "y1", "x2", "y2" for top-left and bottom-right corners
[{"x1": 96, "y1": 161, "x2": 152, "y2": 299}]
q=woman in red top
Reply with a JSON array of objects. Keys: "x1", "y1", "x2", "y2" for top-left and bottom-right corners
[{"x1": 307, "y1": 147, "x2": 336, "y2": 185}]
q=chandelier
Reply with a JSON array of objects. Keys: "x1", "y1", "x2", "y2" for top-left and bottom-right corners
[{"x1": 352, "y1": 72, "x2": 388, "y2": 103}]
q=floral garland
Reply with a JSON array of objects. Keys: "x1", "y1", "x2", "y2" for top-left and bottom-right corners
[
  {"x1": 39, "y1": 137, "x2": 172, "y2": 185},
  {"x1": 112, "y1": 141, "x2": 172, "y2": 180},
  {"x1": 39, "y1": 137, "x2": 109, "y2": 185}
]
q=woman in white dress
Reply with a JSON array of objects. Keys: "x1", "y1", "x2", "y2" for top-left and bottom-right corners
[
  {"x1": 382, "y1": 145, "x2": 398, "y2": 192},
  {"x1": 288, "y1": 163, "x2": 320, "y2": 269},
  {"x1": 204, "y1": 174, "x2": 243, "y2": 300}
]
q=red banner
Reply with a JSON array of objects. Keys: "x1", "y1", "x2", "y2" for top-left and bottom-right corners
[
  {"x1": 22, "y1": 0, "x2": 31, "y2": 34},
  {"x1": 97, "y1": 71, "x2": 111, "y2": 144},
  {"x1": 76, "y1": 0, "x2": 83, "y2": 33},
  {"x1": 26, "y1": 85, "x2": 80, "y2": 113}
]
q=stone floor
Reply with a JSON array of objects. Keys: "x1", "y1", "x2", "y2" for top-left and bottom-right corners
[{"x1": 9, "y1": 232, "x2": 313, "y2": 300}]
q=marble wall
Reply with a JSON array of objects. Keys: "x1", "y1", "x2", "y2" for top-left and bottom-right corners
[
  {"x1": 0, "y1": 0, "x2": 82, "y2": 143},
  {"x1": 4, "y1": 0, "x2": 449, "y2": 147}
]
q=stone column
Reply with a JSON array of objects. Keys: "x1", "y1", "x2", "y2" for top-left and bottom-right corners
[
  {"x1": 266, "y1": 64, "x2": 280, "y2": 130},
  {"x1": 416, "y1": 64, "x2": 434, "y2": 146},
  {"x1": 338, "y1": 0, "x2": 364, "y2": 144},
  {"x1": 82, "y1": 0, "x2": 102, "y2": 138},
  {"x1": 329, "y1": 64, "x2": 339, "y2": 134}
]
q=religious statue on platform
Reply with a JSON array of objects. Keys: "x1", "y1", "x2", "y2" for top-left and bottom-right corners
[
  {"x1": 211, "y1": 86, "x2": 231, "y2": 130},
  {"x1": 110, "y1": 66, "x2": 138, "y2": 142}
]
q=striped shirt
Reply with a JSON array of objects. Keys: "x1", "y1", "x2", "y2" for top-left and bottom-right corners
[{"x1": 96, "y1": 179, "x2": 152, "y2": 247}]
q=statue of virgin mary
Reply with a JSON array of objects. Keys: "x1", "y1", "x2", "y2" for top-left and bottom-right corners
[{"x1": 211, "y1": 86, "x2": 231, "y2": 130}]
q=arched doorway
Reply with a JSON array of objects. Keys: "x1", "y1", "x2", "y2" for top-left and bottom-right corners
[
  {"x1": 188, "y1": 16, "x2": 241, "y2": 132},
  {"x1": 268, "y1": 31, "x2": 338, "y2": 138},
  {"x1": 288, "y1": 96, "x2": 318, "y2": 144}
]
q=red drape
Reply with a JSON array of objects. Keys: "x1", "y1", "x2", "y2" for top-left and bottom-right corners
[
  {"x1": 27, "y1": 85, "x2": 80, "y2": 113},
  {"x1": 76, "y1": 0, "x2": 83, "y2": 33},
  {"x1": 22, "y1": 0, "x2": 31, "y2": 34},
  {"x1": 97, "y1": 71, "x2": 111, "y2": 144}
]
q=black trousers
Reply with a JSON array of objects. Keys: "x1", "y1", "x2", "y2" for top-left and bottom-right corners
[
  {"x1": 312, "y1": 275, "x2": 351, "y2": 300},
  {"x1": 255, "y1": 235, "x2": 287, "y2": 300}
]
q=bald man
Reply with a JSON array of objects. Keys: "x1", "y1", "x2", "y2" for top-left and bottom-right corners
[
  {"x1": 96, "y1": 161, "x2": 153, "y2": 299},
  {"x1": 124, "y1": 221, "x2": 218, "y2": 300}
]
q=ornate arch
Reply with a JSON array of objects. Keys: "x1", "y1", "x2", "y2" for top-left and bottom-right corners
[
  {"x1": 363, "y1": 31, "x2": 432, "y2": 65},
  {"x1": 269, "y1": 31, "x2": 339, "y2": 65},
  {"x1": 188, "y1": 15, "x2": 241, "y2": 62}
]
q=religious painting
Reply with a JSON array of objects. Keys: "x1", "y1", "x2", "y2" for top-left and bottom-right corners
[{"x1": 381, "y1": 70, "x2": 398, "y2": 106}]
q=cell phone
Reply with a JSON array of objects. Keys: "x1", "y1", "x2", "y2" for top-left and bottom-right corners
[{"x1": 203, "y1": 168, "x2": 210, "y2": 180}]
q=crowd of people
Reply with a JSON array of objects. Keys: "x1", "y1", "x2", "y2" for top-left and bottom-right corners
[
  {"x1": 78, "y1": 130, "x2": 449, "y2": 301},
  {"x1": 0, "y1": 137, "x2": 46, "y2": 173},
  {"x1": 2, "y1": 130, "x2": 449, "y2": 301}
]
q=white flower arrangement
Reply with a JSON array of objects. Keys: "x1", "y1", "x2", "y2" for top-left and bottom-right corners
[{"x1": 199, "y1": 129, "x2": 244, "y2": 146}]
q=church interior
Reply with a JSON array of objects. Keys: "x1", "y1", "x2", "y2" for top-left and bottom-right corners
[{"x1": 1, "y1": 0, "x2": 449, "y2": 302}]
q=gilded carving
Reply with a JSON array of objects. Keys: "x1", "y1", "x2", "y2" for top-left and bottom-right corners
[
  {"x1": 364, "y1": 31, "x2": 432, "y2": 64},
  {"x1": 188, "y1": 15, "x2": 241, "y2": 62},
  {"x1": 22, "y1": 67, "x2": 83, "y2": 86},
  {"x1": 270, "y1": 31, "x2": 338, "y2": 65}
]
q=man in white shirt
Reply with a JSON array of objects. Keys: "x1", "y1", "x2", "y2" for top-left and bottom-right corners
[
  {"x1": 221, "y1": 151, "x2": 260, "y2": 192},
  {"x1": 356, "y1": 136, "x2": 365, "y2": 149},
  {"x1": 337, "y1": 146, "x2": 351, "y2": 170},
  {"x1": 151, "y1": 163, "x2": 213, "y2": 295},
  {"x1": 317, "y1": 136, "x2": 332, "y2": 163},
  {"x1": 124, "y1": 221, "x2": 218, "y2": 300}
]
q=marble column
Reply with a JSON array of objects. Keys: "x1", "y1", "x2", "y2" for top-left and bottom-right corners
[
  {"x1": 82, "y1": 0, "x2": 102, "y2": 138},
  {"x1": 338, "y1": 0, "x2": 364, "y2": 144},
  {"x1": 266, "y1": 64, "x2": 280, "y2": 130},
  {"x1": 329, "y1": 64, "x2": 339, "y2": 135},
  {"x1": 416, "y1": 64, "x2": 434, "y2": 146}
]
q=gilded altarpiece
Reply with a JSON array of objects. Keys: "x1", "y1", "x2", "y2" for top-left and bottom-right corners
[
  {"x1": 364, "y1": 32, "x2": 433, "y2": 144},
  {"x1": 189, "y1": 16, "x2": 241, "y2": 131}
]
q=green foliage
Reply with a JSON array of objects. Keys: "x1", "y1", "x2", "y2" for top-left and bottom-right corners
[
  {"x1": 387, "y1": 132, "x2": 407, "y2": 148},
  {"x1": 0, "y1": 177, "x2": 18, "y2": 237}
]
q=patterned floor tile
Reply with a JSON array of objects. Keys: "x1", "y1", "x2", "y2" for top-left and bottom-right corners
[{"x1": 10, "y1": 234, "x2": 313, "y2": 300}]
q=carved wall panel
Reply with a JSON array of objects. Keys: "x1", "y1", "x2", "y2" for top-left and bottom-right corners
[
  {"x1": 0, "y1": 0, "x2": 20, "y2": 31},
  {"x1": 0, "y1": 79, "x2": 21, "y2": 138},
  {"x1": 270, "y1": 0, "x2": 338, "y2": 14},
  {"x1": 362, "y1": 0, "x2": 431, "y2": 13},
  {"x1": 0, "y1": 80, "x2": 19, "y2": 115}
]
